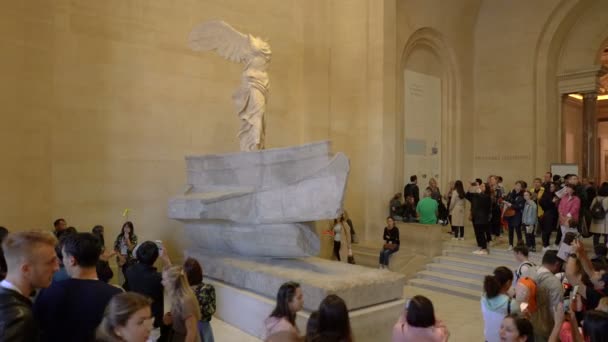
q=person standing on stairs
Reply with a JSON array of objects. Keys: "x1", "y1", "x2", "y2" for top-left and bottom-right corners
[
  {"x1": 522, "y1": 190, "x2": 538, "y2": 252},
  {"x1": 449, "y1": 180, "x2": 466, "y2": 240},
  {"x1": 466, "y1": 182, "x2": 492, "y2": 255},
  {"x1": 504, "y1": 181, "x2": 527, "y2": 251},
  {"x1": 481, "y1": 266, "x2": 519, "y2": 342},
  {"x1": 379, "y1": 217, "x2": 400, "y2": 270}
]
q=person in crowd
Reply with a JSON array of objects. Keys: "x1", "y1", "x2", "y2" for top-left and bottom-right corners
[
  {"x1": 390, "y1": 193, "x2": 404, "y2": 221},
  {"x1": 404, "y1": 175, "x2": 420, "y2": 206},
  {"x1": 53, "y1": 218, "x2": 67, "y2": 237},
  {"x1": 314, "y1": 294, "x2": 352, "y2": 342},
  {"x1": 379, "y1": 216, "x2": 400, "y2": 270},
  {"x1": 305, "y1": 311, "x2": 319, "y2": 342},
  {"x1": 527, "y1": 250, "x2": 564, "y2": 341},
  {"x1": 96, "y1": 292, "x2": 154, "y2": 342},
  {"x1": 92, "y1": 225, "x2": 116, "y2": 283},
  {"x1": 590, "y1": 182, "x2": 608, "y2": 247},
  {"x1": 428, "y1": 178, "x2": 441, "y2": 201},
  {"x1": 543, "y1": 172, "x2": 553, "y2": 189},
  {"x1": 558, "y1": 184, "x2": 581, "y2": 244},
  {"x1": 114, "y1": 221, "x2": 138, "y2": 281},
  {"x1": 540, "y1": 182, "x2": 559, "y2": 252},
  {"x1": 331, "y1": 214, "x2": 352, "y2": 262},
  {"x1": 343, "y1": 210, "x2": 357, "y2": 244},
  {"x1": 0, "y1": 231, "x2": 58, "y2": 341},
  {"x1": 505, "y1": 181, "x2": 527, "y2": 251},
  {"x1": 52, "y1": 228, "x2": 77, "y2": 283},
  {"x1": 489, "y1": 176, "x2": 504, "y2": 240},
  {"x1": 591, "y1": 243, "x2": 607, "y2": 265},
  {"x1": 162, "y1": 265, "x2": 202, "y2": 342},
  {"x1": 417, "y1": 188, "x2": 439, "y2": 224},
  {"x1": 184, "y1": 258, "x2": 216, "y2": 342},
  {"x1": 582, "y1": 310, "x2": 608, "y2": 342},
  {"x1": 513, "y1": 244, "x2": 535, "y2": 282},
  {"x1": 522, "y1": 190, "x2": 538, "y2": 252},
  {"x1": 449, "y1": 180, "x2": 466, "y2": 240},
  {"x1": 531, "y1": 178, "x2": 545, "y2": 237},
  {"x1": 402, "y1": 195, "x2": 418, "y2": 222},
  {"x1": 0, "y1": 226, "x2": 8, "y2": 280},
  {"x1": 35, "y1": 232, "x2": 122, "y2": 342},
  {"x1": 563, "y1": 253, "x2": 601, "y2": 313},
  {"x1": 481, "y1": 266, "x2": 518, "y2": 342},
  {"x1": 263, "y1": 281, "x2": 303, "y2": 340},
  {"x1": 499, "y1": 314, "x2": 534, "y2": 342},
  {"x1": 466, "y1": 182, "x2": 492, "y2": 255},
  {"x1": 392, "y1": 295, "x2": 449, "y2": 342},
  {"x1": 125, "y1": 241, "x2": 172, "y2": 340},
  {"x1": 570, "y1": 240, "x2": 608, "y2": 311}
]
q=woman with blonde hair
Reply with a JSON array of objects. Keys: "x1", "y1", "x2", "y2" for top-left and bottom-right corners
[
  {"x1": 162, "y1": 265, "x2": 202, "y2": 342},
  {"x1": 330, "y1": 214, "x2": 352, "y2": 262},
  {"x1": 96, "y1": 292, "x2": 154, "y2": 342}
]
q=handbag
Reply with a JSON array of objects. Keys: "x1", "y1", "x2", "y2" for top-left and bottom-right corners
[
  {"x1": 383, "y1": 243, "x2": 397, "y2": 251},
  {"x1": 503, "y1": 207, "x2": 516, "y2": 217}
]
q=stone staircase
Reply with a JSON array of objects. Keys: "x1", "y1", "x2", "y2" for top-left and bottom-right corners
[
  {"x1": 350, "y1": 241, "x2": 431, "y2": 279},
  {"x1": 352, "y1": 228, "x2": 599, "y2": 301}
]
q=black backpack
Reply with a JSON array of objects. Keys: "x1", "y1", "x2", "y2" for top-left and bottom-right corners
[{"x1": 591, "y1": 197, "x2": 606, "y2": 220}]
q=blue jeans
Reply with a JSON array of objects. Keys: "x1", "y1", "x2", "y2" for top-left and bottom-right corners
[{"x1": 379, "y1": 246, "x2": 399, "y2": 266}]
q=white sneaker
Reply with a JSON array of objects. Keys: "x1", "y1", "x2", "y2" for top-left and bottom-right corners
[
  {"x1": 472, "y1": 249, "x2": 482, "y2": 254},
  {"x1": 542, "y1": 246, "x2": 549, "y2": 252},
  {"x1": 478, "y1": 250, "x2": 489, "y2": 255},
  {"x1": 551, "y1": 244, "x2": 559, "y2": 250},
  {"x1": 452, "y1": 237, "x2": 458, "y2": 240},
  {"x1": 507, "y1": 245, "x2": 513, "y2": 251},
  {"x1": 459, "y1": 237, "x2": 464, "y2": 241}
]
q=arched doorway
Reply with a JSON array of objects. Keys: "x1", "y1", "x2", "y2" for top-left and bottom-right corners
[{"x1": 397, "y1": 28, "x2": 461, "y2": 193}]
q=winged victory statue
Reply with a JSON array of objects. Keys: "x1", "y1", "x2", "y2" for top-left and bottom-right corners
[{"x1": 188, "y1": 20, "x2": 271, "y2": 151}]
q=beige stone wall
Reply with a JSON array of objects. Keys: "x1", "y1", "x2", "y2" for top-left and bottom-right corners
[
  {"x1": 7, "y1": 0, "x2": 607, "y2": 251},
  {"x1": 0, "y1": 0, "x2": 402, "y2": 251}
]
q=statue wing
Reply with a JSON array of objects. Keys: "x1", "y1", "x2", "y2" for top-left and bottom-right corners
[{"x1": 188, "y1": 20, "x2": 252, "y2": 63}]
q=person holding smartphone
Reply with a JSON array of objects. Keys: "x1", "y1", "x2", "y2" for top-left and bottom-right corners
[{"x1": 114, "y1": 221, "x2": 138, "y2": 281}]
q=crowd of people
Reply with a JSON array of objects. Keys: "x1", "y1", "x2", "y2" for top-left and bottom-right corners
[
  {"x1": 390, "y1": 172, "x2": 608, "y2": 255},
  {"x1": 0, "y1": 220, "x2": 216, "y2": 342}
]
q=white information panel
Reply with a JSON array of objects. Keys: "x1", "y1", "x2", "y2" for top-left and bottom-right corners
[{"x1": 403, "y1": 69, "x2": 441, "y2": 186}]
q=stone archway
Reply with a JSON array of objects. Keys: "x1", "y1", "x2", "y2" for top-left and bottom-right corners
[
  {"x1": 396, "y1": 28, "x2": 462, "y2": 191},
  {"x1": 533, "y1": 0, "x2": 608, "y2": 177}
]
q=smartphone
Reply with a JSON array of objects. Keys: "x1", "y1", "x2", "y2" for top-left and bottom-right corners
[{"x1": 564, "y1": 285, "x2": 579, "y2": 312}]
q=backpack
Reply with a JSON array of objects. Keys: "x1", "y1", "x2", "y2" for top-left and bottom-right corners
[
  {"x1": 515, "y1": 261, "x2": 535, "y2": 281},
  {"x1": 515, "y1": 276, "x2": 538, "y2": 313},
  {"x1": 592, "y1": 197, "x2": 606, "y2": 220}
]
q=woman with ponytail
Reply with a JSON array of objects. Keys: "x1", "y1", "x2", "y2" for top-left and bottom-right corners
[
  {"x1": 481, "y1": 266, "x2": 518, "y2": 342},
  {"x1": 162, "y1": 266, "x2": 202, "y2": 342}
]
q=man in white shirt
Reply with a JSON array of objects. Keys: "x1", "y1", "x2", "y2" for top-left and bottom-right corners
[{"x1": 0, "y1": 231, "x2": 59, "y2": 341}]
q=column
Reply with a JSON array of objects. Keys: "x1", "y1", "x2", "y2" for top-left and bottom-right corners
[{"x1": 582, "y1": 92, "x2": 598, "y2": 178}]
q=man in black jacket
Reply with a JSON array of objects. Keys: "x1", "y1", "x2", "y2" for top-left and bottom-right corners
[
  {"x1": 404, "y1": 175, "x2": 420, "y2": 206},
  {"x1": 0, "y1": 231, "x2": 59, "y2": 342},
  {"x1": 125, "y1": 241, "x2": 171, "y2": 341}
]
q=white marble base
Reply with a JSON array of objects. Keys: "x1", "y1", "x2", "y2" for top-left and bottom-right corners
[
  {"x1": 187, "y1": 253, "x2": 405, "y2": 311},
  {"x1": 208, "y1": 278, "x2": 404, "y2": 341}
]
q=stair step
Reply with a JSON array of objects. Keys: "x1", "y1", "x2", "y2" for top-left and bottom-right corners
[
  {"x1": 407, "y1": 278, "x2": 481, "y2": 301},
  {"x1": 417, "y1": 271, "x2": 482, "y2": 290},
  {"x1": 434, "y1": 256, "x2": 511, "y2": 272},
  {"x1": 426, "y1": 263, "x2": 488, "y2": 280},
  {"x1": 443, "y1": 250, "x2": 520, "y2": 265},
  {"x1": 444, "y1": 243, "x2": 543, "y2": 261}
]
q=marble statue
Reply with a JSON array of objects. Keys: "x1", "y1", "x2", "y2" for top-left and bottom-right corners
[{"x1": 188, "y1": 20, "x2": 271, "y2": 151}]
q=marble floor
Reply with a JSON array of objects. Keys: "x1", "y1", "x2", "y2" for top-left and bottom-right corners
[{"x1": 212, "y1": 284, "x2": 484, "y2": 342}]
